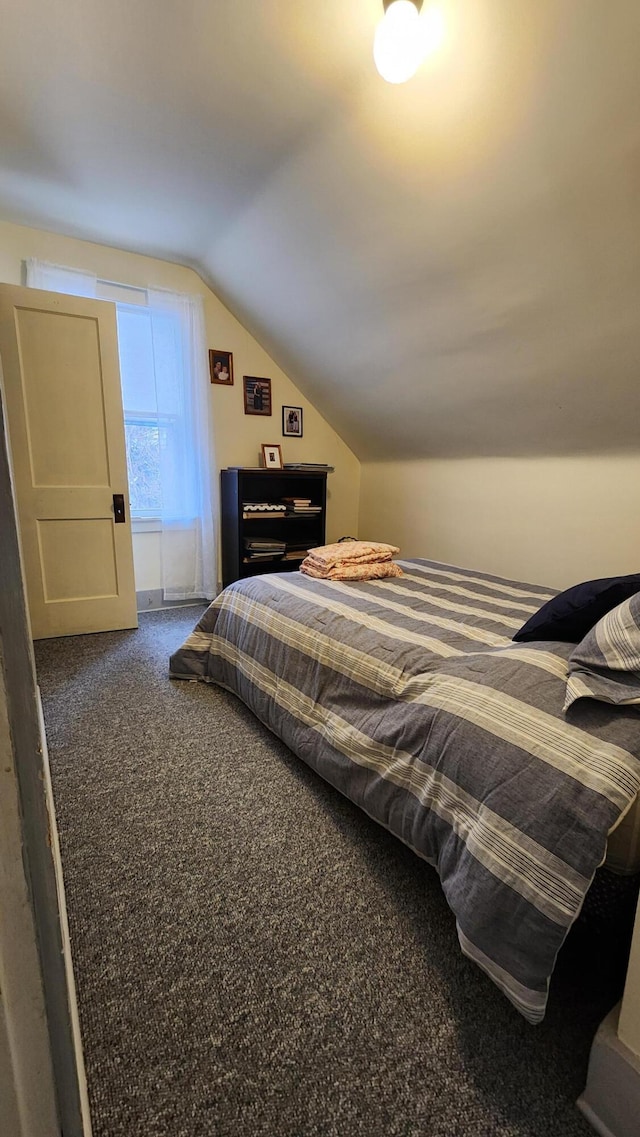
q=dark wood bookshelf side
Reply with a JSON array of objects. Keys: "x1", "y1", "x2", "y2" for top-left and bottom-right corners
[{"x1": 220, "y1": 468, "x2": 327, "y2": 588}]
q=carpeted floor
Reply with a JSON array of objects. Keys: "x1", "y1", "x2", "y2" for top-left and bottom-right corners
[{"x1": 35, "y1": 608, "x2": 627, "y2": 1137}]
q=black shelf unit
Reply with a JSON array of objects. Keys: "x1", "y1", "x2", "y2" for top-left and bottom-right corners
[{"x1": 221, "y1": 468, "x2": 328, "y2": 588}]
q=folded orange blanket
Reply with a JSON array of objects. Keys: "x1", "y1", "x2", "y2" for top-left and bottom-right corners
[
  {"x1": 300, "y1": 559, "x2": 403, "y2": 581},
  {"x1": 303, "y1": 540, "x2": 400, "y2": 571}
]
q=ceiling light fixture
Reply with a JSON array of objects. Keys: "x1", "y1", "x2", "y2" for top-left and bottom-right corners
[{"x1": 373, "y1": 0, "x2": 442, "y2": 85}]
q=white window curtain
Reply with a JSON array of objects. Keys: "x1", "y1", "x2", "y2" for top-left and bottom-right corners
[
  {"x1": 146, "y1": 287, "x2": 216, "y2": 601},
  {"x1": 25, "y1": 259, "x2": 217, "y2": 601},
  {"x1": 26, "y1": 258, "x2": 97, "y2": 297}
]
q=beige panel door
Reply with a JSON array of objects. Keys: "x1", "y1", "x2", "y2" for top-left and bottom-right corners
[{"x1": 0, "y1": 284, "x2": 137, "y2": 638}]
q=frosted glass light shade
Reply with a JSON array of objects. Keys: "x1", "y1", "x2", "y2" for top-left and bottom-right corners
[{"x1": 373, "y1": 0, "x2": 425, "y2": 84}]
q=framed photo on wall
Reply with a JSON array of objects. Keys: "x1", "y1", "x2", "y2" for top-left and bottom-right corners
[
  {"x1": 209, "y1": 349, "x2": 233, "y2": 385},
  {"x1": 261, "y1": 443, "x2": 283, "y2": 470},
  {"x1": 282, "y1": 405, "x2": 303, "y2": 437},
  {"x1": 243, "y1": 376, "x2": 272, "y2": 415}
]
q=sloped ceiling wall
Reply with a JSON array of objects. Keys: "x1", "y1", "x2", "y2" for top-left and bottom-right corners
[{"x1": 0, "y1": 0, "x2": 638, "y2": 459}]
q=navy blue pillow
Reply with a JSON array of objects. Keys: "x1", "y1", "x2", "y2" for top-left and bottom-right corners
[{"x1": 512, "y1": 575, "x2": 640, "y2": 643}]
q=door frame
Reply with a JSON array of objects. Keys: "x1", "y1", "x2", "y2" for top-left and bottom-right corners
[{"x1": 0, "y1": 377, "x2": 87, "y2": 1134}]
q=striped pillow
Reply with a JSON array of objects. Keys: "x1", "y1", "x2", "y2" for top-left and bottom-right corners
[{"x1": 564, "y1": 592, "x2": 640, "y2": 710}]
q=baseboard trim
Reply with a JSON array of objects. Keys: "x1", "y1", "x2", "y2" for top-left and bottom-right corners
[
  {"x1": 576, "y1": 1097, "x2": 617, "y2": 1137},
  {"x1": 37, "y1": 690, "x2": 93, "y2": 1137},
  {"x1": 136, "y1": 590, "x2": 210, "y2": 613},
  {"x1": 577, "y1": 1004, "x2": 640, "y2": 1137}
]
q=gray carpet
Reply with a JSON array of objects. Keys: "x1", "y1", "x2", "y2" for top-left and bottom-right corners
[{"x1": 35, "y1": 608, "x2": 626, "y2": 1137}]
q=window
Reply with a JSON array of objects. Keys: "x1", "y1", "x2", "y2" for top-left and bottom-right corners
[
  {"x1": 115, "y1": 303, "x2": 171, "y2": 520},
  {"x1": 105, "y1": 297, "x2": 196, "y2": 525},
  {"x1": 27, "y1": 260, "x2": 217, "y2": 599},
  {"x1": 106, "y1": 288, "x2": 216, "y2": 594},
  {"x1": 124, "y1": 419, "x2": 162, "y2": 517}
]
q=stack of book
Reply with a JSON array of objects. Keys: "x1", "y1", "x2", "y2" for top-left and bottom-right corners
[
  {"x1": 282, "y1": 496, "x2": 323, "y2": 516},
  {"x1": 282, "y1": 541, "x2": 312, "y2": 563},
  {"x1": 242, "y1": 502, "x2": 288, "y2": 520},
  {"x1": 243, "y1": 537, "x2": 286, "y2": 562}
]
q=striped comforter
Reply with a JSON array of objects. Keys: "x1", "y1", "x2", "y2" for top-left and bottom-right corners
[{"x1": 169, "y1": 559, "x2": 640, "y2": 1022}]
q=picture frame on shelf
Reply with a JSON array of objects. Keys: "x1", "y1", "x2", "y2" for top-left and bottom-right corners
[
  {"x1": 243, "y1": 375, "x2": 272, "y2": 415},
  {"x1": 261, "y1": 444, "x2": 283, "y2": 470},
  {"x1": 282, "y1": 405, "x2": 303, "y2": 437},
  {"x1": 209, "y1": 349, "x2": 234, "y2": 385}
]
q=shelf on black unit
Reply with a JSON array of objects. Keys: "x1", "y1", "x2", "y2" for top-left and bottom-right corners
[{"x1": 221, "y1": 467, "x2": 328, "y2": 588}]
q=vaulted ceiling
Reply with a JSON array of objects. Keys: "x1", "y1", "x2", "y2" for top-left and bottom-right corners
[{"x1": 1, "y1": 0, "x2": 639, "y2": 458}]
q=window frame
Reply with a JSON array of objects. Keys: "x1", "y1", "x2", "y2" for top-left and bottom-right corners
[{"x1": 107, "y1": 294, "x2": 187, "y2": 527}]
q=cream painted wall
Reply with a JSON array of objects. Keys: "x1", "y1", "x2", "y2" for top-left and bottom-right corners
[
  {"x1": 0, "y1": 219, "x2": 360, "y2": 591},
  {"x1": 359, "y1": 456, "x2": 640, "y2": 590},
  {"x1": 361, "y1": 451, "x2": 640, "y2": 1071}
]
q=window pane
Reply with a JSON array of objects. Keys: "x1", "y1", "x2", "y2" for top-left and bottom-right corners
[
  {"x1": 117, "y1": 302, "x2": 192, "y2": 520},
  {"x1": 148, "y1": 309, "x2": 183, "y2": 417},
  {"x1": 125, "y1": 422, "x2": 162, "y2": 515},
  {"x1": 116, "y1": 306, "x2": 157, "y2": 413}
]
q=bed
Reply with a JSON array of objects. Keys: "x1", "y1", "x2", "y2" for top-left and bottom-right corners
[{"x1": 169, "y1": 558, "x2": 640, "y2": 1023}]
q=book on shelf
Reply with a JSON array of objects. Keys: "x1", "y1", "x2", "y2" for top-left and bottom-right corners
[
  {"x1": 242, "y1": 502, "x2": 287, "y2": 512},
  {"x1": 282, "y1": 540, "x2": 311, "y2": 561},
  {"x1": 242, "y1": 501, "x2": 288, "y2": 520},
  {"x1": 243, "y1": 536, "x2": 286, "y2": 562},
  {"x1": 282, "y1": 496, "x2": 321, "y2": 515},
  {"x1": 244, "y1": 538, "x2": 286, "y2": 552},
  {"x1": 243, "y1": 512, "x2": 284, "y2": 520}
]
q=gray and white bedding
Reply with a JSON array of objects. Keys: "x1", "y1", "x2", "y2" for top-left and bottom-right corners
[{"x1": 169, "y1": 559, "x2": 640, "y2": 1023}]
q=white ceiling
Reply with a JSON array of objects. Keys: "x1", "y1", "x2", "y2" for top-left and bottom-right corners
[{"x1": 1, "y1": 0, "x2": 639, "y2": 458}]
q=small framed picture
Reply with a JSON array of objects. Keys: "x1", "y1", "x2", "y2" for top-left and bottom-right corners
[
  {"x1": 282, "y1": 405, "x2": 303, "y2": 438},
  {"x1": 209, "y1": 349, "x2": 233, "y2": 385},
  {"x1": 243, "y1": 376, "x2": 272, "y2": 415},
  {"x1": 261, "y1": 443, "x2": 283, "y2": 470}
]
